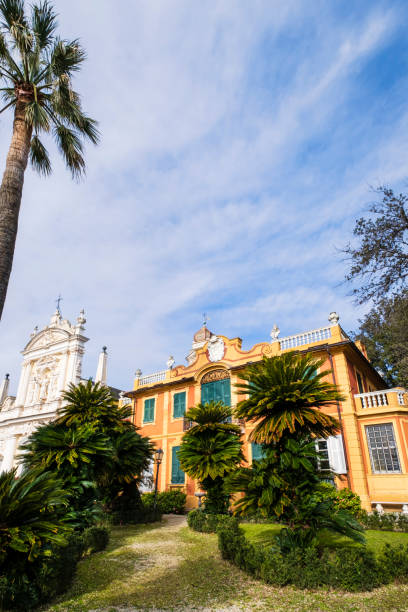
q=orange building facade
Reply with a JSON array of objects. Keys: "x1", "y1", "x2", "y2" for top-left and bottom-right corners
[{"x1": 125, "y1": 314, "x2": 408, "y2": 513}]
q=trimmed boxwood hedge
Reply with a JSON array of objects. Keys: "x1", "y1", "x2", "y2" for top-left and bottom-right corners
[
  {"x1": 217, "y1": 517, "x2": 408, "y2": 592},
  {"x1": 188, "y1": 509, "x2": 232, "y2": 533},
  {"x1": 0, "y1": 526, "x2": 110, "y2": 611},
  {"x1": 361, "y1": 511, "x2": 408, "y2": 532}
]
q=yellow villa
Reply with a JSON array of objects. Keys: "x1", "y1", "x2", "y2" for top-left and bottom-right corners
[{"x1": 124, "y1": 313, "x2": 408, "y2": 513}]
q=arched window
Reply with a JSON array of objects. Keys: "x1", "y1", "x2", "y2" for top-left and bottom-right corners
[{"x1": 201, "y1": 369, "x2": 231, "y2": 406}]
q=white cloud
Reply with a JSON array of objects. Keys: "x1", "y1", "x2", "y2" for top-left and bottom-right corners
[{"x1": 0, "y1": 1, "x2": 406, "y2": 391}]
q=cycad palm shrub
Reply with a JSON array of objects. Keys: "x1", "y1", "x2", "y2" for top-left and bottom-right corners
[
  {"x1": 229, "y1": 352, "x2": 364, "y2": 550},
  {"x1": 0, "y1": 468, "x2": 70, "y2": 566},
  {"x1": 58, "y1": 380, "x2": 130, "y2": 432},
  {"x1": 20, "y1": 422, "x2": 112, "y2": 526},
  {"x1": 235, "y1": 351, "x2": 343, "y2": 444},
  {"x1": 178, "y1": 401, "x2": 244, "y2": 514},
  {"x1": 0, "y1": 0, "x2": 99, "y2": 319},
  {"x1": 20, "y1": 380, "x2": 155, "y2": 524}
]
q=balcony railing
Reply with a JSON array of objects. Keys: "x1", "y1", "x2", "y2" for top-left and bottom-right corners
[
  {"x1": 355, "y1": 388, "x2": 408, "y2": 409},
  {"x1": 279, "y1": 326, "x2": 332, "y2": 350},
  {"x1": 137, "y1": 370, "x2": 167, "y2": 386},
  {"x1": 183, "y1": 413, "x2": 245, "y2": 432}
]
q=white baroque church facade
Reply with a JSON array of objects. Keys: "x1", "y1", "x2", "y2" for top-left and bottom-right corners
[{"x1": 0, "y1": 308, "x2": 111, "y2": 473}]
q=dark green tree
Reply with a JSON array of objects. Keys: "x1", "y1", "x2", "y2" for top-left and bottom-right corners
[
  {"x1": 0, "y1": 0, "x2": 99, "y2": 319},
  {"x1": 178, "y1": 401, "x2": 244, "y2": 514},
  {"x1": 343, "y1": 186, "x2": 408, "y2": 304},
  {"x1": 353, "y1": 290, "x2": 408, "y2": 387},
  {"x1": 235, "y1": 352, "x2": 343, "y2": 444}
]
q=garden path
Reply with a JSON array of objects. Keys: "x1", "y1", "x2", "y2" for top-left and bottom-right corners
[{"x1": 46, "y1": 515, "x2": 408, "y2": 612}]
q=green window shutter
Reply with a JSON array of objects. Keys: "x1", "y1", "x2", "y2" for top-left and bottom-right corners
[
  {"x1": 251, "y1": 443, "x2": 265, "y2": 462},
  {"x1": 173, "y1": 392, "x2": 186, "y2": 418},
  {"x1": 171, "y1": 446, "x2": 185, "y2": 484},
  {"x1": 201, "y1": 379, "x2": 231, "y2": 406},
  {"x1": 143, "y1": 398, "x2": 155, "y2": 423}
]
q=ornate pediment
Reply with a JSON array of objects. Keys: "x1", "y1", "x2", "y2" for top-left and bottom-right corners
[{"x1": 24, "y1": 328, "x2": 70, "y2": 352}]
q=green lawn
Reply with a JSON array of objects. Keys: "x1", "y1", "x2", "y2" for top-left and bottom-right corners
[
  {"x1": 42, "y1": 517, "x2": 408, "y2": 612},
  {"x1": 241, "y1": 522, "x2": 408, "y2": 552}
]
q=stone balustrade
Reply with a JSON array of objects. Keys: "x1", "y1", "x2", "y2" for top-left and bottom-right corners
[
  {"x1": 279, "y1": 326, "x2": 332, "y2": 350},
  {"x1": 137, "y1": 370, "x2": 167, "y2": 386},
  {"x1": 354, "y1": 388, "x2": 408, "y2": 410}
]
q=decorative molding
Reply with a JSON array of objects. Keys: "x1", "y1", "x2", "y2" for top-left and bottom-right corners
[
  {"x1": 207, "y1": 336, "x2": 225, "y2": 362},
  {"x1": 201, "y1": 369, "x2": 230, "y2": 384},
  {"x1": 262, "y1": 344, "x2": 274, "y2": 357}
]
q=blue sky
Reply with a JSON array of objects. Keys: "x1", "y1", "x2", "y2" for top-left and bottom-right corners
[{"x1": 1, "y1": 0, "x2": 408, "y2": 391}]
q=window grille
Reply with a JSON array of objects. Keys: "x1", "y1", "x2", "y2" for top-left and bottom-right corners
[
  {"x1": 366, "y1": 423, "x2": 401, "y2": 473},
  {"x1": 316, "y1": 439, "x2": 331, "y2": 471}
]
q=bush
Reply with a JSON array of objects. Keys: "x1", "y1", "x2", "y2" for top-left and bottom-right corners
[
  {"x1": 361, "y1": 511, "x2": 408, "y2": 532},
  {"x1": 82, "y1": 526, "x2": 110, "y2": 553},
  {"x1": 315, "y1": 483, "x2": 363, "y2": 518},
  {"x1": 0, "y1": 527, "x2": 110, "y2": 610},
  {"x1": 217, "y1": 516, "x2": 408, "y2": 592},
  {"x1": 110, "y1": 481, "x2": 162, "y2": 524},
  {"x1": 142, "y1": 490, "x2": 186, "y2": 515},
  {"x1": 187, "y1": 509, "x2": 232, "y2": 533}
]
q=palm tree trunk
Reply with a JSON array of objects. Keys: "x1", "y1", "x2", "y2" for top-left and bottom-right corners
[{"x1": 0, "y1": 101, "x2": 32, "y2": 320}]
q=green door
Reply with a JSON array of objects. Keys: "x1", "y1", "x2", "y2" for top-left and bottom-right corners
[{"x1": 201, "y1": 378, "x2": 231, "y2": 406}]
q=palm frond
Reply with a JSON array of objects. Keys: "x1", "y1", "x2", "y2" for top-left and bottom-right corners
[
  {"x1": 0, "y1": 3, "x2": 98, "y2": 180},
  {"x1": 30, "y1": 134, "x2": 51, "y2": 175},
  {"x1": 179, "y1": 401, "x2": 243, "y2": 483},
  {"x1": 49, "y1": 38, "x2": 85, "y2": 78},
  {"x1": 0, "y1": 0, "x2": 32, "y2": 55},
  {"x1": 25, "y1": 98, "x2": 50, "y2": 130},
  {"x1": 54, "y1": 123, "x2": 85, "y2": 178},
  {"x1": 0, "y1": 98, "x2": 14, "y2": 113},
  {"x1": 0, "y1": 30, "x2": 24, "y2": 80},
  {"x1": 31, "y1": 0, "x2": 57, "y2": 50},
  {"x1": 48, "y1": 84, "x2": 99, "y2": 143},
  {"x1": 235, "y1": 352, "x2": 343, "y2": 444}
]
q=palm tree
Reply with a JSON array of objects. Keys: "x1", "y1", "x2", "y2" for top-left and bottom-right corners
[
  {"x1": 19, "y1": 421, "x2": 112, "y2": 520},
  {"x1": 58, "y1": 380, "x2": 130, "y2": 432},
  {"x1": 20, "y1": 422, "x2": 111, "y2": 478},
  {"x1": 225, "y1": 437, "x2": 365, "y2": 550},
  {"x1": 0, "y1": 468, "x2": 71, "y2": 565},
  {"x1": 0, "y1": 0, "x2": 99, "y2": 318},
  {"x1": 235, "y1": 352, "x2": 344, "y2": 444},
  {"x1": 178, "y1": 401, "x2": 244, "y2": 514}
]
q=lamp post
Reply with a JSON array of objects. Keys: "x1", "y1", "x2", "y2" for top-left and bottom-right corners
[{"x1": 153, "y1": 448, "x2": 164, "y2": 512}]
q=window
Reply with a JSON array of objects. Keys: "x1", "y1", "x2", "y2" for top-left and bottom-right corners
[
  {"x1": 173, "y1": 392, "x2": 186, "y2": 418},
  {"x1": 171, "y1": 446, "x2": 185, "y2": 484},
  {"x1": 356, "y1": 371, "x2": 364, "y2": 394},
  {"x1": 201, "y1": 378, "x2": 231, "y2": 406},
  {"x1": 143, "y1": 398, "x2": 155, "y2": 423},
  {"x1": 366, "y1": 424, "x2": 401, "y2": 473},
  {"x1": 251, "y1": 443, "x2": 265, "y2": 462},
  {"x1": 316, "y1": 439, "x2": 331, "y2": 471}
]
